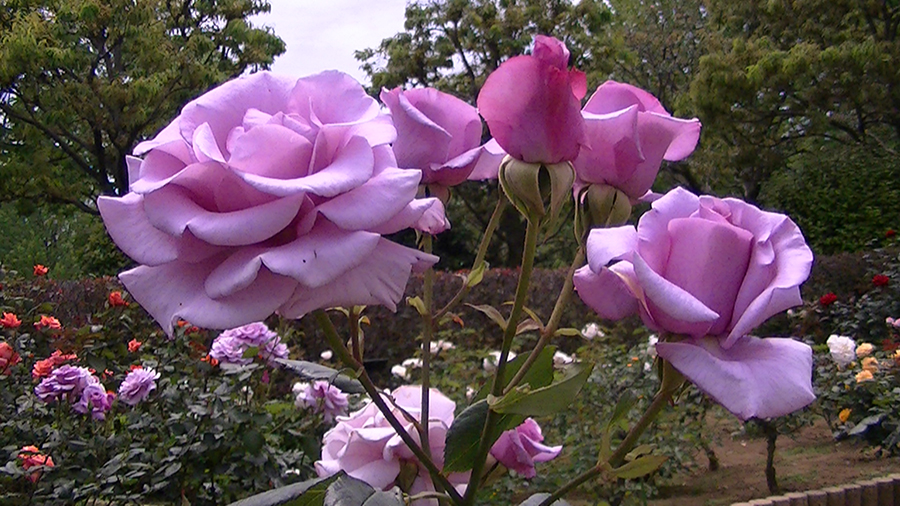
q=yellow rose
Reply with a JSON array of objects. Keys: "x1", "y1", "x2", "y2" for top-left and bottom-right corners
[
  {"x1": 839, "y1": 408, "x2": 852, "y2": 423},
  {"x1": 855, "y1": 342, "x2": 875, "y2": 358},
  {"x1": 855, "y1": 369, "x2": 874, "y2": 383},
  {"x1": 861, "y1": 356, "x2": 879, "y2": 373}
]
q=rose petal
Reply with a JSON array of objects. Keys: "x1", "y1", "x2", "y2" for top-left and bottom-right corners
[
  {"x1": 574, "y1": 262, "x2": 639, "y2": 320},
  {"x1": 585, "y1": 226, "x2": 638, "y2": 271},
  {"x1": 97, "y1": 193, "x2": 179, "y2": 266},
  {"x1": 656, "y1": 336, "x2": 815, "y2": 420},
  {"x1": 633, "y1": 254, "x2": 719, "y2": 337},
  {"x1": 583, "y1": 80, "x2": 669, "y2": 115}
]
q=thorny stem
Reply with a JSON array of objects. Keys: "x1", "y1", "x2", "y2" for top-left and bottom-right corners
[
  {"x1": 462, "y1": 217, "x2": 540, "y2": 506},
  {"x1": 313, "y1": 310, "x2": 463, "y2": 505},
  {"x1": 421, "y1": 233, "x2": 434, "y2": 458},
  {"x1": 434, "y1": 197, "x2": 507, "y2": 321},
  {"x1": 504, "y1": 246, "x2": 584, "y2": 394}
]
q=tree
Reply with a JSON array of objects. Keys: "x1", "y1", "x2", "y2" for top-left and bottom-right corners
[
  {"x1": 690, "y1": 0, "x2": 900, "y2": 202},
  {"x1": 0, "y1": 0, "x2": 285, "y2": 213}
]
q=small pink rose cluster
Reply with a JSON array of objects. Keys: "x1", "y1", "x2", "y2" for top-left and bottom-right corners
[
  {"x1": 315, "y1": 386, "x2": 560, "y2": 504},
  {"x1": 34, "y1": 365, "x2": 115, "y2": 420},
  {"x1": 293, "y1": 380, "x2": 349, "y2": 422},
  {"x1": 477, "y1": 35, "x2": 701, "y2": 202}
]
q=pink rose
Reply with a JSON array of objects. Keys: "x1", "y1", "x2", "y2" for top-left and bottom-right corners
[
  {"x1": 98, "y1": 72, "x2": 441, "y2": 334},
  {"x1": 574, "y1": 187, "x2": 815, "y2": 420},
  {"x1": 574, "y1": 81, "x2": 701, "y2": 201},
  {"x1": 477, "y1": 35, "x2": 587, "y2": 164},
  {"x1": 382, "y1": 87, "x2": 498, "y2": 190},
  {"x1": 490, "y1": 418, "x2": 561, "y2": 478},
  {"x1": 316, "y1": 385, "x2": 468, "y2": 505}
]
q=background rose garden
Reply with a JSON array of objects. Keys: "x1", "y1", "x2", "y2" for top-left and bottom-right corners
[{"x1": 2, "y1": 240, "x2": 899, "y2": 504}]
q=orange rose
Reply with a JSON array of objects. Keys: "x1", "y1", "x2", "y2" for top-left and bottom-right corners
[
  {"x1": 33, "y1": 315, "x2": 62, "y2": 331},
  {"x1": 127, "y1": 339, "x2": 142, "y2": 353},
  {"x1": 18, "y1": 445, "x2": 54, "y2": 482},
  {"x1": 1, "y1": 312, "x2": 21, "y2": 329},
  {"x1": 108, "y1": 291, "x2": 129, "y2": 307},
  {"x1": 33, "y1": 264, "x2": 48, "y2": 277},
  {"x1": 0, "y1": 342, "x2": 21, "y2": 374}
]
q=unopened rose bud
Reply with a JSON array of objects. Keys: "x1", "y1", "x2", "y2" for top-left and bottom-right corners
[
  {"x1": 499, "y1": 155, "x2": 574, "y2": 225},
  {"x1": 575, "y1": 184, "x2": 632, "y2": 241}
]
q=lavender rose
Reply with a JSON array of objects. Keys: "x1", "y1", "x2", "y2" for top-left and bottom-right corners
[
  {"x1": 574, "y1": 187, "x2": 815, "y2": 420},
  {"x1": 294, "y1": 380, "x2": 349, "y2": 422},
  {"x1": 315, "y1": 385, "x2": 468, "y2": 505},
  {"x1": 34, "y1": 365, "x2": 98, "y2": 403},
  {"x1": 98, "y1": 71, "x2": 442, "y2": 335},
  {"x1": 118, "y1": 367, "x2": 160, "y2": 406},
  {"x1": 73, "y1": 383, "x2": 114, "y2": 420},
  {"x1": 490, "y1": 418, "x2": 561, "y2": 478},
  {"x1": 209, "y1": 322, "x2": 288, "y2": 366}
]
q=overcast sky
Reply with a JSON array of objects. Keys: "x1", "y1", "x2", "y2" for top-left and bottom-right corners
[{"x1": 251, "y1": 0, "x2": 410, "y2": 84}]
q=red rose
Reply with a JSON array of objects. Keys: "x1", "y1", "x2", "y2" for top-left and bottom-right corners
[
  {"x1": 873, "y1": 274, "x2": 890, "y2": 287},
  {"x1": 819, "y1": 293, "x2": 838, "y2": 306}
]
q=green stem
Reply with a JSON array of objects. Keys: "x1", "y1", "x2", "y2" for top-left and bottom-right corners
[
  {"x1": 537, "y1": 361, "x2": 681, "y2": 506},
  {"x1": 434, "y1": 196, "x2": 507, "y2": 321},
  {"x1": 421, "y1": 233, "x2": 434, "y2": 458},
  {"x1": 313, "y1": 310, "x2": 463, "y2": 505},
  {"x1": 462, "y1": 218, "x2": 540, "y2": 506},
  {"x1": 504, "y1": 246, "x2": 584, "y2": 394}
]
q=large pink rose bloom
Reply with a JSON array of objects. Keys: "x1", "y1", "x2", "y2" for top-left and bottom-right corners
[
  {"x1": 382, "y1": 87, "x2": 500, "y2": 189},
  {"x1": 316, "y1": 386, "x2": 468, "y2": 505},
  {"x1": 574, "y1": 187, "x2": 815, "y2": 420},
  {"x1": 98, "y1": 72, "x2": 442, "y2": 334},
  {"x1": 574, "y1": 81, "x2": 701, "y2": 200},
  {"x1": 477, "y1": 35, "x2": 587, "y2": 164}
]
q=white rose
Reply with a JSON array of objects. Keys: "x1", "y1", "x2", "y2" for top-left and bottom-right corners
[{"x1": 826, "y1": 335, "x2": 856, "y2": 367}]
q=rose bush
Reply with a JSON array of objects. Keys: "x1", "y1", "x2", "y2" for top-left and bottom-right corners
[
  {"x1": 574, "y1": 187, "x2": 815, "y2": 420},
  {"x1": 98, "y1": 71, "x2": 444, "y2": 334}
]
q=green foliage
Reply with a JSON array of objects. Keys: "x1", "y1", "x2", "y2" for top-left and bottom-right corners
[{"x1": 0, "y1": 271, "x2": 331, "y2": 505}]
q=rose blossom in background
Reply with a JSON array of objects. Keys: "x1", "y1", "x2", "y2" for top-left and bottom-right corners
[
  {"x1": 490, "y1": 418, "x2": 562, "y2": 478},
  {"x1": 33, "y1": 264, "x2": 48, "y2": 277},
  {"x1": 581, "y1": 322, "x2": 603, "y2": 340},
  {"x1": 294, "y1": 380, "x2": 349, "y2": 422},
  {"x1": 209, "y1": 322, "x2": 288, "y2": 366},
  {"x1": 483, "y1": 350, "x2": 517, "y2": 372},
  {"x1": 118, "y1": 367, "x2": 160, "y2": 406},
  {"x1": 573, "y1": 81, "x2": 701, "y2": 201},
  {"x1": 18, "y1": 445, "x2": 54, "y2": 483},
  {"x1": 32, "y1": 350, "x2": 78, "y2": 380},
  {"x1": 316, "y1": 385, "x2": 468, "y2": 505},
  {"x1": 108, "y1": 291, "x2": 129, "y2": 307},
  {"x1": 128, "y1": 339, "x2": 142, "y2": 353},
  {"x1": 855, "y1": 342, "x2": 874, "y2": 358},
  {"x1": 575, "y1": 187, "x2": 815, "y2": 420},
  {"x1": 1, "y1": 312, "x2": 21, "y2": 328},
  {"x1": 0, "y1": 342, "x2": 21, "y2": 374},
  {"x1": 827, "y1": 335, "x2": 857, "y2": 367},
  {"x1": 477, "y1": 35, "x2": 587, "y2": 164},
  {"x1": 33, "y1": 315, "x2": 61, "y2": 331},
  {"x1": 72, "y1": 382, "x2": 115, "y2": 420},
  {"x1": 819, "y1": 292, "x2": 838, "y2": 306},
  {"x1": 98, "y1": 71, "x2": 442, "y2": 335},
  {"x1": 34, "y1": 365, "x2": 98, "y2": 403},
  {"x1": 873, "y1": 274, "x2": 890, "y2": 286}
]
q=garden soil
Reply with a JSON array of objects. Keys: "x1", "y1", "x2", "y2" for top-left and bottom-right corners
[{"x1": 648, "y1": 417, "x2": 899, "y2": 506}]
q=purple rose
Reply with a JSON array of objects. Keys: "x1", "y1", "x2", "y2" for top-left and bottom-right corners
[
  {"x1": 295, "y1": 380, "x2": 349, "y2": 422},
  {"x1": 34, "y1": 365, "x2": 97, "y2": 403},
  {"x1": 118, "y1": 367, "x2": 160, "y2": 406},
  {"x1": 574, "y1": 81, "x2": 701, "y2": 201},
  {"x1": 477, "y1": 35, "x2": 587, "y2": 164},
  {"x1": 73, "y1": 383, "x2": 114, "y2": 420},
  {"x1": 315, "y1": 386, "x2": 468, "y2": 505},
  {"x1": 490, "y1": 418, "x2": 561, "y2": 478},
  {"x1": 574, "y1": 187, "x2": 815, "y2": 420},
  {"x1": 98, "y1": 71, "x2": 441, "y2": 335},
  {"x1": 382, "y1": 87, "x2": 492, "y2": 190},
  {"x1": 210, "y1": 322, "x2": 288, "y2": 366}
]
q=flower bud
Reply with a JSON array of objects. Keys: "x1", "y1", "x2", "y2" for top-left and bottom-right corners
[
  {"x1": 574, "y1": 184, "x2": 632, "y2": 241},
  {"x1": 498, "y1": 155, "x2": 574, "y2": 225}
]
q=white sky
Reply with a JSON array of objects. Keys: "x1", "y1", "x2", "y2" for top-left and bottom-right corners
[{"x1": 251, "y1": 0, "x2": 410, "y2": 84}]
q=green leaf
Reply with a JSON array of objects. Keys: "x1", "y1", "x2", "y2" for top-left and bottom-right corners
[
  {"x1": 323, "y1": 474, "x2": 400, "y2": 506},
  {"x1": 406, "y1": 296, "x2": 427, "y2": 316},
  {"x1": 242, "y1": 429, "x2": 265, "y2": 454},
  {"x1": 515, "y1": 319, "x2": 542, "y2": 336},
  {"x1": 473, "y1": 346, "x2": 556, "y2": 403},
  {"x1": 488, "y1": 362, "x2": 594, "y2": 416},
  {"x1": 276, "y1": 359, "x2": 364, "y2": 394},
  {"x1": 611, "y1": 454, "x2": 668, "y2": 480},
  {"x1": 625, "y1": 444, "x2": 655, "y2": 461},
  {"x1": 361, "y1": 489, "x2": 404, "y2": 506},
  {"x1": 518, "y1": 493, "x2": 572, "y2": 506},
  {"x1": 466, "y1": 303, "x2": 507, "y2": 331},
  {"x1": 553, "y1": 328, "x2": 582, "y2": 337},
  {"x1": 242, "y1": 346, "x2": 260, "y2": 359},
  {"x1": 228, "y1": 473, "x2": 340, "y2": 506},
  {"x1": 443, "y1": 399, "x2": 522, "y2": 473},
  {"x1": 520, "y1": 306, "x2": 545, "y2": 331},
  {"x1": 466, "y1": 261, "x2": 488, "y2": 288}
]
